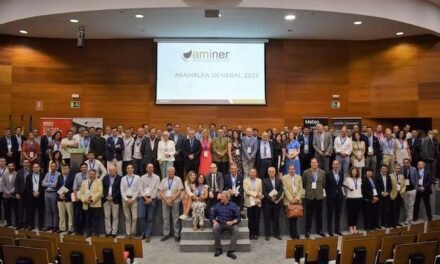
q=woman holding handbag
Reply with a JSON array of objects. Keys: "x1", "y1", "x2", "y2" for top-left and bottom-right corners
[{"x1": 282, "y1": 164, "x2": 303, "y2": 239}]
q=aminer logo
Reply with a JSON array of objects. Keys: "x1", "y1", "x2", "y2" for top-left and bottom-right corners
[{"x1": 181, "y1": 50, "x2": 230, "y2": 62}]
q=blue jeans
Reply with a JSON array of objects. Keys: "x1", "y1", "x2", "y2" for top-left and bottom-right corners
[
  {"x1": 160, "y1": 160, "x2": 174, "y2": 179},
  {"x1": 138, "y1": 198, "x2": 157, "y2": 236}
]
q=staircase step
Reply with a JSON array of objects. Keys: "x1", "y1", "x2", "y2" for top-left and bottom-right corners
[
  {"x1": 181, "y1": 218, "x2": 248, "y2": 228},
  {"x1": 181, "y1": 227, "x2": 249, "y2": 240},
  {"x1": 180, "y1": 239, "x2": 251, "y2": 252}
]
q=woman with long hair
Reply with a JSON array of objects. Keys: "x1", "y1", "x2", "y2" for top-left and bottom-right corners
[
  {"x1": 180, "y1": 171, "x2": 197, "y2": 220},
  {"x1": 227, "y1": 130, "x2": 243, "y2": 175},
  {"x1": 191, "y1": 174, "x2": 209, "y2": 230},
  {"x1": 344, "y1": 167, "x2": 363, "y2": 234},
  {"x1": 48, "y1": 150, "x2": 64, "y2": 173},
  {"x1": 284, "y1": 132, "x2": 301, "y2": 175},
  {"x1": 395, "y1": 130, "x2": 411, "y2": 166},
  {"x1": 198, "y1": 129, "x2": 212, "y2": 175}
]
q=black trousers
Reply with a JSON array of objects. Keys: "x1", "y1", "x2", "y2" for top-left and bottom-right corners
[
  {"x1": 346, "y1": 198, "x2": 362, "y2": 227},
  {"x1": 0, "y1": 193, "x2": 3, "y2": 220},
  {"x1": 184, "y1": 159, "x2": 200, "y2": 174},
  {"x1": 288, "y1": 218, "x2": 299, "y2": 238},
  {"x1": 74, "y1": 201, "x2": 85, "y2": 234},
  {"x1": 3, "y1": 197, "x2": 17, "y2": 226},
  {"x1": 16, "y1": 196, "x2": 27, "y2": 227},
  {"x1": 391, "y1": 196, "x2": 403, "y2": 227},
  {"x1": 174, "y1": 157, "x2": 184, "y2": 181},
  {"x1": 327, "y1": 196, "x2": 343, "y2": 233},
  {"x1": 26, "y1": 195, "x2": 44, "y2": 229},
  {"x1": 380, "y1": 196, "x2": 392, "y2": 227},
  {"x1": 305, "y1": 199, "x2": 323, "y2": 233},
  {"x1": 300, "y1": 155, "x2": 312, "y2": 175},
  {"x1": 231, "y1": 195, "x2": 243, "y2": 212},
  {"x1": 258, "y1": 159, "x2": 272, "y2": 179},
  {"x1": 414, "y1": 191, "x2": 432, "y2": 221},
  {"x1": 85, "y1": 207, "x2": 101, "y2": 236},
  {"x1": 363, "y1": 200, "x2": 379, "y2": 230},
  {"x1": 215, "y1": 161, "x2": 228, "y2": 175},
  {"x1": 247, "y1": 206, "x2": 260, "y2": 236},
  {"x1": 263, "y1": 203, "x2": 281, "y2": 237}
]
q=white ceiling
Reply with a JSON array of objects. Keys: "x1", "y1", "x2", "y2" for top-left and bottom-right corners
[{"x1": 0, "y1": 8, "x2": 436, "y2": 40}]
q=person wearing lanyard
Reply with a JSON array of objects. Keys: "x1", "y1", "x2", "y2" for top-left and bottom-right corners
[
  {"x1": 0, "y1": 157, "x2": 7, "y2": 221},
  {"x1": 334, "y1": 126, "x2": 352, "y2": 176},
  {"x1": 282, "y1": 164, "x2": 303, "y2": 239},
  {"x1": 312, "y1": 124, "x2": 333, "y2": 174},
  {"x1": 73, "y1": 163, "x2": 88, "y2": 234},
  {"x1": 22, "y1": 132, "x2": 40, "y2": 165},
  {"x1": 413, "y1": 161, "x2": 433, "y2": 221},
  {"x1": 2, "y1": 162, "x2": 17, "y2": 228},
  {"x1": 120, "y1": 164, "x2": 140, "y2": 238},
  {"x1": 25, "y1": 163, "x2": 44, "y2": 230},
  {"x1": 343, "y1": 167, "x2": 362, "y2": 234},
  {"x1": 85, "y1": 152, "x2": 107, "y2": 179},
  {"x1": 262, "y1": 167, "x2": 284, "y2": 241},
  {"x1": 0, "y1": 128, "x2": 19, "y2": 166},
  {"x1": 122, "y1": 129, "x2": 134, "y2": 175},
  {"x1": 212, "y1": 129, "x2": 229, "y2": 175},
  {"x1": 159, "y1": 166, "x2": 184, "y2": 242},
  {"x1": 390, "y1": 164, "x2": 406, "y2": 227},
  {"x1": 157, "y1": 131, "x2": 176, "y2": 179},
  {"x1": 42, "y1": 162, "x2": 61, "y2": 231},
  {"x1": 299, "y1": 127, "x2": 314, "y2": 174},
  {"x1": 243, "y1": 168, "x2": 263, "y2": 240},
  {"x1": 183, "y1": 129, "x2": 201, "y2": 175},
  {"x1": 377, "y1": 164, "x2": 392, "y2": 228},
  {"x1": 139, "y1": 163, "x2": 160, "y2": 242},
  {"x1": 198, "y1": 129, "x2": 212, "y2": 175},
  {"x1": 401, "y1": 158, "x2": 418, "y2": 225},
  {"x1": 257, "y1": 132, "x2": 275, "y2": 179},
  {"x1": 192, "y1": 174, "x2": 209, "y2": 231},
  {"x1": 132, "y1": 128, "x2": 147, "y2": 176},
  {"x1": 206, "y1": 163, "x2": 224, "y2": 218},
  {"x1": 365, "y1": 127, "x2": 380, "y2": 174},
  {"x1": 224, "y1": 164, "x2": 245, "y2": 219},
  {"x1": 79, "y1": 169, "x2": 103, "y2": 237},
  {"x1": 326, "y1": 160, "x2": 344, "y2": 236},
  {"x1": 303, "y1": 158, "x2": 326, "y2": 238},
  {"x1": 80, "y1": 130, "x2": 91, "y2": 156},
  {"x1": 381, "y1": 129, "x2": 396, "y2": 173},
  {"x1": 361, "y1": 168, "x2": 380, "y2": 231},
  {"x1": 56, "y1": 164, "x2": 75, "y2": 234},
  {"x1": 102, "y1": 165, "x2": 122, "y2": 238},
  {"x1": 15, "y1": 159, "x2": 31, "y2": 230},
  {"x1": 105, "y1": 127, "x2": 125, "y2": 175}
]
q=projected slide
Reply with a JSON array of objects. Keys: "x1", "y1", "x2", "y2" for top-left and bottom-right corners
[{"x1": 156, "y1": 41, "x2": 266, "y2": 105}]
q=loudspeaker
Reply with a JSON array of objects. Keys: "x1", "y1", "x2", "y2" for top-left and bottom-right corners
[{"x1": 353, "y1": 247, "x2": 367, "y2": 264}]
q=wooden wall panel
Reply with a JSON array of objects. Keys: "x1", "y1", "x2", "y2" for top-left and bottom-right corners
[{"x1": 0, "y1": 34, "x2": 439, "y2": 132}]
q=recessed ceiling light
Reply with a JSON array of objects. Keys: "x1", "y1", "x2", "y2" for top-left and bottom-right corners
[
  {"x1": 70, "y1": 19, "x2": 79, "y2": 23},
  {"x1": 19, "y1": 30, "x2": 28, "y2": 34},
  {"x1": 285, "y1": 14, "x2": 296, "y2": 21},
  {"x1": 353, "y1": 21, "x2": 362, "y2": 25},
  {"x1": 396, "y1": 31, "x2": 404, "y2": 36},
  {"x1": 135, "y1": 14, "x2": 144, "y2": 18}
]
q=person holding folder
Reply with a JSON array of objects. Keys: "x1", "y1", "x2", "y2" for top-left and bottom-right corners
[
  {"x1": 262, "y1": 167, "x2": 283, "y2": 240},
  {"x1": 56, "y1": 164, "x2": 75, "y2": 234},
  {"x1": 243, "y1": 168, "x2": 263, "y2": 240}
]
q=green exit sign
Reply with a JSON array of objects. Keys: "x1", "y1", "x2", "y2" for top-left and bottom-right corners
[
  {"x1": 331, "y1": 101, "x2": 340, "y2": 109},
  {"x1": 71, "y1": 100, "x2": 80, "y2": 109}
]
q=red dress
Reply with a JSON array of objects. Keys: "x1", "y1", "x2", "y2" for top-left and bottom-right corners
[{"x1": 198, "y1": 139, "x2": 212, "y2": 175}]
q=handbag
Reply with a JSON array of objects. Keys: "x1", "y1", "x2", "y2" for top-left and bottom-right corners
[{"x1": 285, "y1": 204, "x2": 303, "y2": 218}]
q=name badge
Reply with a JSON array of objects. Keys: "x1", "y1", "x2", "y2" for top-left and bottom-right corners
[
  {"x1": 373, "y1": 189, "x2": 378, "y2": 196},
  {"x1": 368, "y1": 147, "x2": 373, "y2": 153},
  {"x1": 304, "y1": 144, "x2": 309, "y2": 152},
  {"x1": 126, "y1": 189, "x2": 132, "y2": 197},
  {"x1": 418, "y1": 179, "x2": 423, "y2": 186},
  {"x1": 311, "y1": 182, "x2": 317, "y2": 190},
  {"x1": 29, "y1": 152, "x2": 35, "y2": 158},
  {"x1": 7, "y1": 143, "x2": 11, "y2": 150},
  {"x1": 405, "y1": 179, "x2": 410, "y2": 186},
  {"x1": 85, "y1": 190, "x2": 91, "y2": 198},
  {"x1": 247, "y1": 147, "x2": 251, "y2": 154},
  {"x1": 235, "y1": 149, "x2": 240, "y2": 156},
  {"x1": 145, "y1": 188, "x2": 151, "y2": 196},
  {"x1": 165, "y1": 190, "x2": 172, "y2": 197},
  {"x1": 203, "y1": 150, "x2": 208, "y2": 158},
  {"x1": 397, "y1": 185, "x2": 401, "y2": 191}
]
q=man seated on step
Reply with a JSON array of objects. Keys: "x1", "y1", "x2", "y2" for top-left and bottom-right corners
[{"x1": 212, "y1": 191, "x2": 241, "y2": 260}]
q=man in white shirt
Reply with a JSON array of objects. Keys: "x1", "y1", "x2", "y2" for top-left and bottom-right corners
[
  {"x1": 120, "y1": 164, "x2": 140, "y2": 237},
  {"x1": 334, "y1": 126, "x2": 352, "y2": 176},
  {"x1": 102, "y1": 165, "x2": 122, "y2": 238},
  {"x1": 122, "y1": 129, "x2": 134, "y2": 175},
  {"x1": 79, "y1": 129, "x2": 91, "y2": 155},
  {"x1": 157, "y1": 131, "x2": 176, "y2": 179},
  {"x1": 60, "y1": 130, "x2": 78, "y2": 165},
  {"x1": 84, "y1": 152, "x2": 107, "y2": 179},
  {"x1": 139, "y1": 163, "x2": 160, "y2": 242}
]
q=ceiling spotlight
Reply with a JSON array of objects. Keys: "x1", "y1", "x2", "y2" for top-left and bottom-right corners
[
  {"x1": 396, "y1": 31, "x2": 404, "y2": 36},
  {"x1": 135, "y1": 14, "x2": 144, "y2": 18},
  {"x1": 70, "y1": 19, "x2": 79, "y2": 23},
  {"x1": 353, "y1": 21, "x2": 362, "y2": 25},
  {"x1": 19, "y1": 30, "x2": 28, "y2": 34},
  {"x1": 285, "y1": 14, "x2": 296, "y2": 21}
]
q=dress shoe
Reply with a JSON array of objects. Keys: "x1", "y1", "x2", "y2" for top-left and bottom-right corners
[
  {"x1": 145, "y1": 236, "x2": 150, "y2": 243},
  {"x1": 265, "y1": 236, "x2": 270, "y2": 241},
  {"x1": 328, "y1": 232, "x2": 334, "y2": 236},
  {"x1": 305, "y1": 232, "x2": 310, "y2": 238},
  {"x1": 335, "y1": 232, "x2": 343, "y2": 236},
  {"x1": 111, "y1": 234, "x2": 116, "y2": 238},
  {"x1": 214, "y1": 248, "x2": 223, "y2": 257},
  {"x1": 67, "y1": 231, "x2": 73, "y2": 235},
  {"x1": 274, "y1": 235, "x2": 282, "y2": 240},
  {"x1": 227, "y1": 251, "x2": 237, "y2": 260},
  {"x1": 42, "y1": 227, "x2": 52, "y2": 232},
  {"x1": 240, "y1": 213, "x2": 247, "y2": 219},
  {"x1": 160, "y1": 235, "x2": 170, "y2": 241},
  {"x1": 253, "y1": 235, "x2": 258, "y2": 240},
  {"x1": 105, "y1": 234, "x2": 111, "y2": 237},
  {"x1": 318, "y1": 232, "x2": 326, "y2": 237},
  {"x1": 175, "y1": 236, "x2": 181, "y2": 242},
  {"x1": 249, "y1": 235, "x2": 253, "y2": 240},
  {"x1": 56, "y1": 229, "x2": 64, "y2": 233},
  {"x1": 141, "y1": 234, "x2": 146, "y2": 240}
]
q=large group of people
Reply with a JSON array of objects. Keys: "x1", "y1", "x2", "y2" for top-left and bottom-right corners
[{"x1": 0, "y1": 122, "x2": 438, "y2": 259}]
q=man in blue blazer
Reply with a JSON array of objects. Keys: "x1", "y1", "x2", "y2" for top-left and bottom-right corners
[
  {"x1": 183, "y1": 129, "x2": 201, "y2": 174},
  {"x1": 325, "y1": 160, "x2": 344, "y2": 236},
  {"x1": 101, "y1": 166, "x2": 122, "y2": 237},
  {"x1": 105, "y1": 127, "x2": 125, "y2": 175},
  {"x1": 413, "y1": 161, "x2": 433, "y2": 221},
  {"x1": 224, "y1": 164, "x2": 245, "y2": 219}
]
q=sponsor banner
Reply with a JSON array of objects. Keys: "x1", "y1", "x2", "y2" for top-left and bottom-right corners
[
  {"x1": 72, "y1": 118, "x2": 103, "y2": 130},
  {"x1": 303, "y1": 117, "x2": 329, "y2": 129},
  {"x1": 330, "y1": 117, "x2": 362, "y2": 131},
  {"x1": 39, "y1": 117, "x2": 72, "y2": 137}
]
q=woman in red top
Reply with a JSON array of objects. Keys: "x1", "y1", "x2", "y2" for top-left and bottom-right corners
[
  {"x1": 22, "y1": 132, "x2": 41, "y2": 164},
  {"x1": 198, "y1": 129, "x2": 212, "y2": 175}
]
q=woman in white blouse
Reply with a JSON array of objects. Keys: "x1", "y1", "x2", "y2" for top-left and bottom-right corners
[
  {"x1": 157, "y1": 131, "x2": 176, "y2": 179},
  {"x1": 343, "y1": 167, "x2": 363, "y2": 234}
]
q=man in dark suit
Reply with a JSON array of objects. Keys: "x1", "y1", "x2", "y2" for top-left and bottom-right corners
[
  {"x1": 39, "y1": 128, "x2": 53, "y2": 172},
  {"x1": 13, "y1": 127, "x2": 26, "y2": 169},
  {"x1": 0, "y1": 128, "x2": 19, "y2": 165},
  {"x1": 303, "y1": 158, "x2": 326, "y2": 238},
  {"x1": 145, "y1": 128, "x2": 160, "y2": 176},
  {"x1": 131, "y1": 127, "x2": 147, "y2": 176},
  {"x1": 105, "y1": 127, "x2": 125, "y2": 175},
  {"x1": 14, "y1": 159, "x2": 31, "y2": 229},
  {"x1": 262, "y1": 167, "x2": 283, "y2": 240},
  {"x1": 362, "y1": 168, "x2": 380, "y2": 230},
  {"x1": 183, "y1": 129, "x2": 201, "y2": 174},
  {"x1": 101, "y1": 165, "x2": 122, "y2": 237},
  {"x1": 25, "y1": 163, "x2": 44, "y2": 230},
  {"x1": 206, "y1": 163, "x2": 224, "y2": 217},
  {"x1": 90, "y1": 127, "x2": 107, "y2": 164},
  {"x1": 223, "y1": 164, "x2": 244, "y2": 218},
  {"x1": 365, "y1": 127, "x2": 381, "y2": 174},
  {"x1": 413, "y1": 161, "x2": 433, "y2": 221},
  {"x1": 326, "y1": 160, "x2": 344, "y2": 236},
  {"x1": 299, "y1": 127, "x2": 314, "y2": 174},
  {"x1": 408, "y1": 130, "x2": 422, "y2": 167},
  {"x1": 376, "y1": 164, "x2": 392, "y2": 228},
  {"x1": 421, "y1": 131, "x2": 438, "y2": 182},
  {"x1": 255, "y1": 132, "x2": 274, "y2": 179},
  {"x1": 56, "y1": 164, "x2": 75, "y2": 233},
  {"x1": 169, "y1": 123, "x2": 185, "y2": 180}
]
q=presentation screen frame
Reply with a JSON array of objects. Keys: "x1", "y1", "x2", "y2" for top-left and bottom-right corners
[{"x1": 154, "y1": 38, "x2": 268, "y2": 106}]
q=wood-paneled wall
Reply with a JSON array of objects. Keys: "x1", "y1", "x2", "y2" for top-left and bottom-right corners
[{"x1": 0, "y1": 34, "x2": 439, "y2": 132}]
